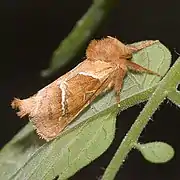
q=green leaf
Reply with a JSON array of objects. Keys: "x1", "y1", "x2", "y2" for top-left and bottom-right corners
[
  {"x1": 0, "y1": 41, "x2": 171, "y2": 180},
  {"x1": 1, "y1": 110, "x2": 117, "y2": 180},
  {"x1": 135, "y1": 142, "x2": 174, "y2": 163}
]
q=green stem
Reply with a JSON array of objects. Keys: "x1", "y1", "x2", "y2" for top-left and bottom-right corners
[
  {"x1": 41, "y1": 0, "x2": 117, "y2": 77},
  {"x1": 168, "y1": 90, "x2": 180, "y2": 107},
  {"x1": 102, "y1": 59, "x2": 180, "y2": 180}
]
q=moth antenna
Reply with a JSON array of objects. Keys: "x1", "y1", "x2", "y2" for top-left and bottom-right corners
[
  {"x1": 127, "y1": 40, "x2": 159, "y2": 53},
  {"x1": 107, "y1": 36, "x2": 117, "y2": 40},
  {"x1": 174, "y1": 48, "x2": 180, "y2": 56}
]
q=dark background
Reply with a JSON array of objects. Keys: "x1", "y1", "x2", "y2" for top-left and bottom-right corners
[{"x1": 1, "y1": 0, "x2": 180, "y2": 179}]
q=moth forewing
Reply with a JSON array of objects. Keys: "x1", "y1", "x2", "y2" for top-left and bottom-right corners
[{"x1": 26, "y1": 60, "x2": 115, "y2": 141}]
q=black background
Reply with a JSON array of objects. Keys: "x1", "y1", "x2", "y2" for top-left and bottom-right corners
[{"x1": 1, "y1": 0, "x2": 180, "y2": 179}]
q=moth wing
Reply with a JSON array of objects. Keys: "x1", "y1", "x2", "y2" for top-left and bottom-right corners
[
  {"x1": 24, "y1": 73, "x2": 111, "y2": 141},
  {"x1": 29, "y1": 82, "x2": 64, "y2": 141},
  {"x1": 13, "y1": 61, "x2": 115, "y2": 141},
  {"x1": 55, "y1": 73, "x2": 113, "y2": 139}
]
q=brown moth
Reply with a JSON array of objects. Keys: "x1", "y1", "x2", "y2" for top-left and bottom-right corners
[{"x1": 11, "y1": 36, "x2": 160, "y2": 141}]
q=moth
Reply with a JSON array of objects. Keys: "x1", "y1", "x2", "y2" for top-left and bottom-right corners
[{"x1": 12, "y1": 36, "x2": 160, "y2": 141}]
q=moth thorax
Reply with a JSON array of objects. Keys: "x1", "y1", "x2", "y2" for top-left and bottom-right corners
[{"x1": 86, "y1": 37, "x2": 132, "y2": 62}]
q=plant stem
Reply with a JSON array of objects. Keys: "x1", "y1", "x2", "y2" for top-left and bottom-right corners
[
  {"x1": 102, "y1": 58, "x2": 180, "y2": 180},
  {"x1": 168, "y1": 90, "x2": 180, "y2": 107},
  {"x1": 41, "y1": 0, "x2": 117, "y2": 77}
]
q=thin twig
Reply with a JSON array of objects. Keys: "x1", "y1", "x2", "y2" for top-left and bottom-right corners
[{"x1": 41, "y1": 0, "x2": 118, "y2": 77}]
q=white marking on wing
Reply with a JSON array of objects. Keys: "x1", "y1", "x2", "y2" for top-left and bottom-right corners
[
  {"x1": 59, "y1": 80, "x2": 68, "y2": 115},
  {"x1": 79, "y1": 72, "x2": 99, "y2": 79}
]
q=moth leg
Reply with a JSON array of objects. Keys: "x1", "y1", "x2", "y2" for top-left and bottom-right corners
[
  {"x1": 126, "y1": 60, "x2": 160, "y2": 76},
  {"x1": 126, "y1": 40, "x2": 159, "y2": 53},
  {"x1": 113, "y1": 68, "x2": 127, "y2": 104},
  {"x1": 102, "y1": 81, "x2": 114, "y2": 93}
]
